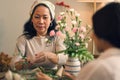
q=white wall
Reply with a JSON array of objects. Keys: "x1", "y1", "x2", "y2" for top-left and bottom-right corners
[
  {"x1": 0, "y1": 0, "x2": 113, "y2": 55},
  {"x1": 0, "y1": 0, "x2": 35, "y2": 55}
]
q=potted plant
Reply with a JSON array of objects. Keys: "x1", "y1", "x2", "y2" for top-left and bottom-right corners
[{"x1": 56, "y1": 2, "x2": 94, "y2": 76}]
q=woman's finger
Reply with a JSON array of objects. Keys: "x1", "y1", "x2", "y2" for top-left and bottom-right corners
[
  {"x1": 34, "y1": 55, "x2": 46, "y2": 63},
  {"x1": 63, "y1": 71, "x2": 76, "y2": 80},
  {"x1": 36, "y1": 72, "x2": 52, "y2": 80},
  {"x1": 35, "y1": 52, "x2": 45, "y2": 58}
]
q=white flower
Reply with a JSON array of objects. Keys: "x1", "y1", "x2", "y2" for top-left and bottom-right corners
[
  {"x1": 71, "y1": 20, "x2": 77, "y2": 25},
  {"x1": 75, "y1": 42, "x2": 80, "y2": 46},
  {"x1": 60, "y1": 12, "x2": 65, "y2": 15},
  {"x1": 45, "y1": 38, "x2": 48, "y2": 42},
  {"x1": 5, "y1": 70, "x2": 13, "y2": 80},
  {"x1": 85, "y1": 43, "x2": 88, "y2": 48},
  {"x1": 69, "y1": 8, "x2": 74, "y2": 12},
  {"x1": 75, "y1": 13, "x2": 80, "y2": 17},
  {"x1": 61, "y1": 23, "x2": 66, "y2": 27},
  {"x1": 57, "y1": 20, "x2": 61, "y2": 23}
]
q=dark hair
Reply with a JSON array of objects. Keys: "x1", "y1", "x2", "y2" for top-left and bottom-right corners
[
  {"x1": 92, "y1": 2, "x2": 120, "y2": 48},
  {"x1": 23, "y1": 4, "x2": 57, "y2": 39}
]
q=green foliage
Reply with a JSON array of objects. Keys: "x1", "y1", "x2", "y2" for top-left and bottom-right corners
[
  {"x1": 39, "y1": 67, "x2": 59, "y2": 79},
  {"x1": 39, "y1": 67, "x2": 71, "y2": 80}
]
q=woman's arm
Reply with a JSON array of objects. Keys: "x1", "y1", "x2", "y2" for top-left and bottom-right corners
[
  {"x1": 10, "y1": 35, "x2": 27, "y2": 70},
  {"x1": 55, "y1": 36, "x2": 68, "y2": 65}
]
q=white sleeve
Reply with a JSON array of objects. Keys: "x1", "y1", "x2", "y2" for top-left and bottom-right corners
[
  {"x1": 55, "y1": 36, "x2": 68, "y2": 65},
  {"x1": 10, "y1": 36, "x2": 26, "y2": 69},
  {"x1": 58, "y1": 53, "x2": 68, "y2": 65}
]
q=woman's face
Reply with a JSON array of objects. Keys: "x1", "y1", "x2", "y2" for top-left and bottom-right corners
[{"x1": 32, "y1": 6, "x2": 51, "y2": 36}]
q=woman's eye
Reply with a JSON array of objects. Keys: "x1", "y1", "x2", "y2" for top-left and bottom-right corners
[
  {"x1": 34, "y1": 15, "x2": 40, "y2": 18},
  {"x1": 33, "y1": 15, "x2": 49, "y2": 20},
  {"x1": 43, "y1": 16, "x2": 48, "y2": 19}
]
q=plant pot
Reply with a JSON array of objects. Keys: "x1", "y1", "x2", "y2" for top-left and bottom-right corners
[{"x1": 65, "y1": 57, "x2": 81, "y2": 76}]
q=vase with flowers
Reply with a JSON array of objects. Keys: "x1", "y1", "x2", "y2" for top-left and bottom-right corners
[{"x1": 55, "y1": 1, "x2": 94, "y2": 76}]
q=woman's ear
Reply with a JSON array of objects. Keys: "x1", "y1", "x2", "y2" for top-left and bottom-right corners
[
  {"x1": 51, "y1": 19, "x2": 53, "y2": 22},
  {"x1": 50, "y1": 19, "x2": 53, "y2": 26},
  {"x1": 92, "y1": 32, "x2": 101, "y2": 47},
  {"x1": 31, "y1": 18, "x2": 33, "y2": 23}
]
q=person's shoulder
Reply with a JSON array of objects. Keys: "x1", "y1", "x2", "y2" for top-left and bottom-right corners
[
  {"x1": 54, "y1": 35, "x2": 65, "y2": 41},
  {"x1": 104, "y1": 56, "x2": 120, "y2": 67},
  {"x1": 88, "y1": 56, "x2": 120, "y2": 70},
  {"x1": 78, "y1": 59, "x2": 113, "y2": 80},
  {"x1": 17, "y1": 35, "x2": 26, "y2": 39},
  {"x1": 85, "y1": 59, "x2": 109, "y2": 68},
  {"x1": 16, "y1": 35, "x2": 27, "y2": 42},
  {"x1": 83, "y1": 59, "x2": 102, "y2": 69},
  {"x1": 81, "y1": 59, "x2": 110, "y2": 74}
]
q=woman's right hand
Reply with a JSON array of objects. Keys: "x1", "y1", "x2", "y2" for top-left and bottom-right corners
[
  {"x1": 15, "y1": 58, "x2": 32, "y2": 70},
  {"x1": 31, "y1": 51, "x2": 58, "y2": 64},
  {"x1": 15, "y1": 60, "x2": 24, "y2": 70},
  {"x1": 63, "y1": 71, "x2": 76, "y2": 80},
  {"x1": 36, "y1": 72, "x2": 52, "y2": 80},
  {"x1": 31, "y1": 52, "x2": 46, "y2": 64}
]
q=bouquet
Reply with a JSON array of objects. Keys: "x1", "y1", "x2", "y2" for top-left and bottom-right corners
[{"x1": 55, "y1": 1, "x2": 94, "y2": 64}]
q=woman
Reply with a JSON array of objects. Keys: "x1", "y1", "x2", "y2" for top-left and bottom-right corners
[{"x1": 10, "y1": 0, "x2": 67, "y2": 70}]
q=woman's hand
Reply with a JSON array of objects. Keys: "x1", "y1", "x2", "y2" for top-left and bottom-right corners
[
  {"x1": 63, "y1": 71, "x2": 76, "y2": 80},
  {"x1": 15, "y1": 58, "x2": 32, "y2": 70},
  {"x1": 32, "y1": 52, "x2": 58, "y2": 64},
  {"x1": 36, "y1": 72, "x2": 52, "y2": 80},
  {"x1": 31, "y1": 52, "x2": 46, "y2": 64},
  {"x1": 46, "y1": 52, "x2": 58, "y2": 64},
  {"x1": 15, "y1": 59, "x2": 25, "y2": 70}
]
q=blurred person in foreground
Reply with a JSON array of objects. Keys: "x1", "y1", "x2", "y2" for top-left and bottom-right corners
[{"x1": 36, "y1": 2, "x2": 120, "y2": 80}]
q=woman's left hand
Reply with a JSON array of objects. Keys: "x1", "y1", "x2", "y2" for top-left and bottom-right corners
[
  {"x1": 45, "y1": 52, "x2": 58, "y2": 64},
  {"x1": 32, "y1": 52, "x2": 46, "y2": 63},
  {"x1": 36, "y1": 72, "x2": 52, "y2": 80},
  {"x1": 31, "y1": 51, "x2": 58, "y2": 64}
]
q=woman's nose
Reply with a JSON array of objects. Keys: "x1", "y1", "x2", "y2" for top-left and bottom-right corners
[{"x1": 39, "y1": 18, "x2": 44, "y2": 23}]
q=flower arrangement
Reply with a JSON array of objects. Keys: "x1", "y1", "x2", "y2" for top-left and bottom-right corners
[{"x1": 55, "y1": 1, "x2": 94, "y2": 63}]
